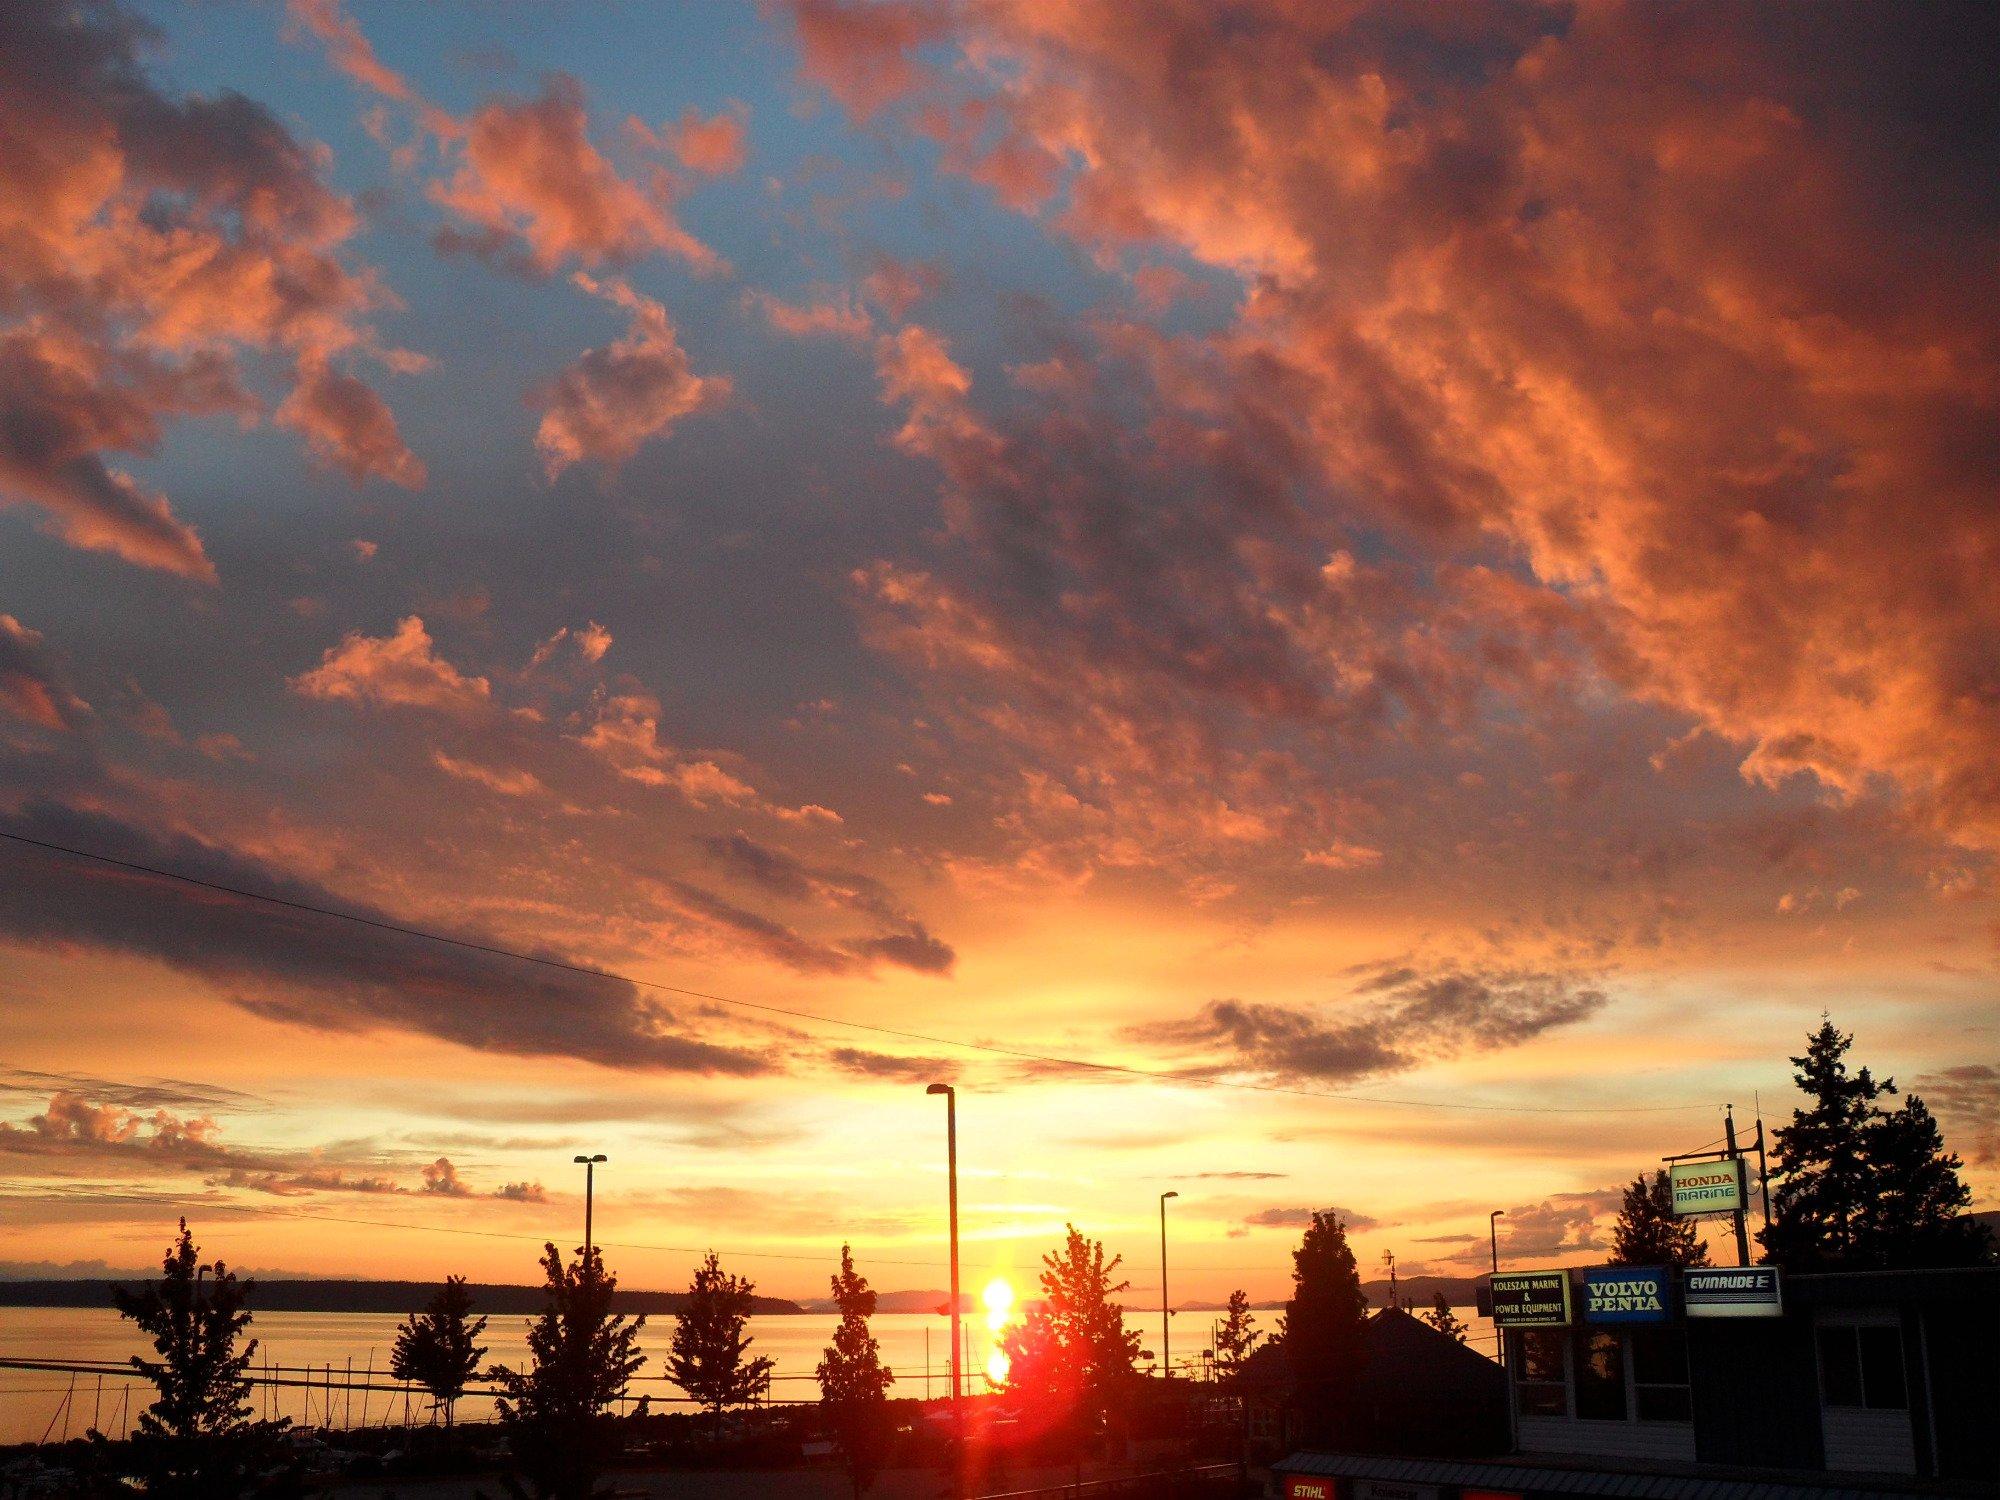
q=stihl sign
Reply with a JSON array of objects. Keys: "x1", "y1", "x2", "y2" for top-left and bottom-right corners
[{"x1": 1285, "y1": 1479, "x2": 1335, "y2": 1500}]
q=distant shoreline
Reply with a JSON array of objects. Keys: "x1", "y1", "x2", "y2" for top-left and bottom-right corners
[{"x1": 0, "y1": 1278, "x2": 807, "y2": 1317}]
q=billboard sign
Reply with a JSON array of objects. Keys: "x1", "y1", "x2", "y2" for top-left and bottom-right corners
[
  {"x1": 1490, "y1": 1269, "x2": 1572, "y2": 1326},
  {"x1": 1684, "y1": 1266, "x2": 1782, "y2": 1318},
  {"x1": 1584, "y1": 1266, "x2": 1672, "y2": 1323},
  {"x1": 1670, "y1": 1158, "x2": 1746, "y2": 1216},
  {"x1": 1285, "y1": 1478, "x2": 1335, "y2": 1500}
]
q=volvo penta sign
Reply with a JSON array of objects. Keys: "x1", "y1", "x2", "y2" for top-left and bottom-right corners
[
  {"x1": 1669, "y1": 1158, "x2": 1746, "y2": 1216},
  {"x1": 1490, "y1": 1269, "x2": 1572, "y2": 1326},
  {"x1": 1684, "y1": 1266, "x2": 1782, "y2": 1318},
  {"x1": 1584, "y1": 1266, "x2": 1672, "y2": 1323}
]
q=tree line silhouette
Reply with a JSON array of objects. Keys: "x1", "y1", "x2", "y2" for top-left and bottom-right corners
[{"x1": 74, "y1": 1017, "x2": 1992, "y2": 1496}]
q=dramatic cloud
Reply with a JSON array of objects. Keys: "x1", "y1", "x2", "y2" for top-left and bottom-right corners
[
  {"x1": 700, "y1": 831, "x2": 956, "y2": 974},
  {"x1": 793, "y1": 0, "x2": 2000, "y2": 850},
  {"x1": 1137, "y1": 964, "x2": 1606, "y2": 1085},
  {"x1": 0, "y1": 801, "x2": 767, "y2": 1075},
  {"x1": 0, "y1": 0, "x2": 421, "y2": 578},
  {"x1": 421, "y1": 1156, "x2": 470, "y2": 1196},
  {"x1": 535, "y1": 275, "x2": 731, "y2": 475},
  {"x1": 291, "y1": 616, "x2": 491, "y2": 716},
  {"x1": 432, "y1": 75, "x2": 719, "y2": 275}
]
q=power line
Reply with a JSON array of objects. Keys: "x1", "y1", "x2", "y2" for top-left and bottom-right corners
[{"x1": 0, "y1": 828, "x2": 1713, "y2": 1115}]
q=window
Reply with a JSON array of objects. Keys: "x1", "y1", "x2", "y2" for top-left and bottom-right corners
[
  {"x1": 1630, "y1": 1328, "x2": 1692, "y2": 1422},
  {"x1": 1818, "y1": 1321, "x2": 1908, "y2": 1410},
  {"x1": 1514, "y1": 1329, "x2": 1567, "y2": 1417},
  {"x1": 1576, "y1": 1331, "x2": 1627, "y2": 1420}
]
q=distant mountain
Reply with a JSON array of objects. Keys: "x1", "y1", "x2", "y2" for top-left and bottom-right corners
[
  {"x1": 799, "y1": 1289, "x2": 982, "y2": 1315},
  {"x1": 0, "y1": 1278, "x2": 804, "y2": 1317},
  {"x1": 1362, "y1": 1275, "x2": 1483, "y2": 1308}
]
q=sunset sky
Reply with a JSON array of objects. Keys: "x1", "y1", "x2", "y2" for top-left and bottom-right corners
[{"x1": 1, "y1": 0, "x2": 1994, "y2": 1306}]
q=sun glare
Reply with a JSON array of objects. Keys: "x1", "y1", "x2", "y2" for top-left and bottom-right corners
[{"x1": 986, "y1": 1347, "x2": 1011, "y2": 1386}]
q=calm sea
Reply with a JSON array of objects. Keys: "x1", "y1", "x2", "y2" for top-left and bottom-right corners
[{"x1": 0, "y1": 1305, "x2": 1496, "y2": 1447}]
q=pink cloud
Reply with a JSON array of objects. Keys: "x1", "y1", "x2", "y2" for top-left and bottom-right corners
[
  {"x1": 0, "y1": 615, "x2": 87, "y2": 731},
  {"x1": 658, "y1": 106, "x2": 749, "y2": 176}
]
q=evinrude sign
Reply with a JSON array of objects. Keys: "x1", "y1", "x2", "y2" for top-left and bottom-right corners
[{"x1": 1684, "y1": 1266, "x2": 1782, "y2": 1318}]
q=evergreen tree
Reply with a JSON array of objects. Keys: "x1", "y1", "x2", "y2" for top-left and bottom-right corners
[
  {"x1": 1423, "y1": 1292, "x2": 1469, "y2": 1344},
  {"x1": 1761, "y1": 1017, "x2": 1892, "y2": 1270},
  {"x1": 1213, "y1": 1288, "x2": 1260, "y2": 1376},
  {"x1": 1862, "y1": 1096, "x2": 1993, "y2": 1267},
  {"x1": 668, "y1": 1251, "x2": 775, "y2": 1437},
  {"x1": 490, "y1": 1243, "x2": 647, "y2": 1500},
  {"x1": 816, "y1": 1245, "x2": 896, "y2": 1498},
  {"x1": 108, "y1": 1219, "x2": 294, "y2": 1498},
  {"x1": 998, "y1": 1225, "x2": 1141, "y2": 1457},
  {"x1": 1609, "y1": 1172, "x2": 1711, "y2": 1268},
  {"x1": 1763, "y1": 1018, "x2": 1992, "y2": 1271},
  {"x1": 1281, "y1": 1211, "x2": 1369, "y2": 1447},
  {"x1": 391, "y1": 1275, "x2": 489, "y2": 1429}
]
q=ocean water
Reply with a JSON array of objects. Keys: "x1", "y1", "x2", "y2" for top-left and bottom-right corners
[{"x1": 0, "y1": 1305, "x2": 1496, "y2": 1446}]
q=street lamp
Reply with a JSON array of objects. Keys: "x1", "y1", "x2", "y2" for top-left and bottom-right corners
[
  {"x1": 1489, "y1": 1209, "x2": 1505, "y2": 1370},
  {"x1": 926, "y1": 1083, "x2": 962, "y2": 1493},
  {"x1": 574, "y1": 1154, "x2": 607, "y2": 1257},
  {"x1": 1159, "y1": 1191, "x2": 1179, "y2": 1379}
]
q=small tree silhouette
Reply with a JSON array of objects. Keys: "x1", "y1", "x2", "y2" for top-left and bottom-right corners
[
  {"x1": 1000, "y1": 1225, "x2": 1140, "y2": 1465},
  {"x1": 816, "y1": 1244, "x2": 896, "y2": 1498},
  {"x1": 489, "y1": 1243, "x2": 646, "y2": 1500},
  {"x1": 1610, "y1": 1172, "x2": 1711, "y2": 1268},
  {"x1": 1214, "y1": 1289, "x2": 1260, "y2": 1376},
  {"x1": 668, "y1": 1251, "x2": 775, "y2": 1438},
  {"x1": 108, "y1": 1219, "x2": 293, "y2": 1498},
  {"x1": 1423, "y1": 1292, "x2": 1469, "y2": 1343},
  {"x1": 391, "y1": 1275, "x2": 489, "y2": 1429}
]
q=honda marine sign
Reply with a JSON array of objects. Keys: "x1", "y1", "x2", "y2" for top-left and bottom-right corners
[{"x1": 1669, "y1": 1157, "x2": 1746, "y2": 1216}]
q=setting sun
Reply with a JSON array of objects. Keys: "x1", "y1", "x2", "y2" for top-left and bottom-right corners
[{"x1": 981, "y1": 1277, "x2": 1015, "y2": 1325}]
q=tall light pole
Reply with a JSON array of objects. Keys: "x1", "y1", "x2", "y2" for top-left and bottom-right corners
[
  {"x1": 926, "y1": 1083, "x2": 962, "y2": 1493},
  {"x1": 574, "y1": 1154, "x2": 607, "y2": 1257},
  {"x1": 1489, "y1": 1209, "x2": 1505, "y2": 1370},
  {"x1": 1159, "y1": 1190, "x2": 1179, "y2": 1379}
]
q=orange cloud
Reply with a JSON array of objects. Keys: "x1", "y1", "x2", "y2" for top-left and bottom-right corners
[
  {"x1": 0, "y1": 615, "x2": 87, "y2": 731},
  {"x1": 660, "y1": 105, "x2": 750, "y2": 176},
  {"x1": 0, "y1": 0, "x2": 419, "y2": 579},
  {"x1": 276, "y1": 351, "x2": 427, "y2": 488},
  {"x1": 534, "y1": 275, "x2": 731, "y2": 475},
  {"x1": 794, "y1": 0, "x2": 2000, "y2": 852},
  {"x1": 432, "y1": 75, "x2": 720, "y2": 276},
  {"x1": 291, "y1": 616, "x2": 492, "y2": 715}
]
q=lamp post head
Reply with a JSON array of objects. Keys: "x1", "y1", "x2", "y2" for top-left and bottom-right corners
[
  {"x1": 926, "y1": 1083, "x2": 952, "y2": 1097},
  {"x1": 575, "y1": 1154, "x2": 607, "y2": 1165},
  {"x1": 1162, "y1": 1190, "x2": 1179, "y2": 1202}
]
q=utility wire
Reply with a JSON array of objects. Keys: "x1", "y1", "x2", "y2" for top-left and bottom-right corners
[{"x1": 0, "y1": 828, "x2": 1713, "y2": 1116}]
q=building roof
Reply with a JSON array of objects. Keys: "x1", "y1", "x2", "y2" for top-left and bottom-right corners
[{"x1": 1272, "y1": 1449, "x2": 1984, "y2": 1500}]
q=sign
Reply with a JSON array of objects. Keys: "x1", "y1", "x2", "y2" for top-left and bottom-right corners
[
  {"x1": 1490, "y1": 1269, "x2": 1572, "y2": 1327},
  {"x1": 1670, "y1": 1158, "x2": 1746, "y2": 1216},
  {"x1": 1285, "y1": 1478, "x2": 1334, "y2": 1500},
  {"x1": 1584, "y1": 1266, "x2": 1672, "y2": 1323},
  {"x1": 1354, "y1": 1482, "x2": 1440, "y2": 1500},
  {"x1": 1685, "y1": 1266, "x2": 1782, "y2": 1318}
]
